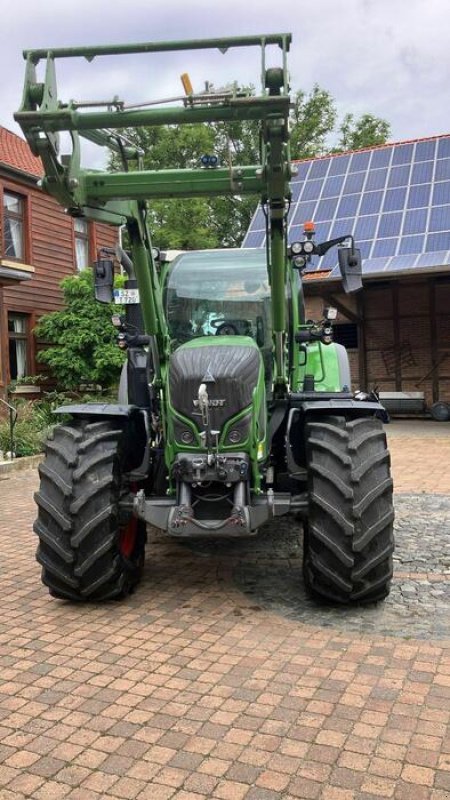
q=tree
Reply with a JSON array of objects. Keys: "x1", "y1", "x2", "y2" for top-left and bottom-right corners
[
  {"x1": 290, "y1": 85, "x2": 338, "y2": 159},
  {"x1": 111, "y1": 85, "x2": 391, "y2": 249},
  {"x1": 336, "y1": 113, "x2": 391, "y2": 152},
  {"x1": 35, "y1": 270, "x2": 125, "y2": 390}
]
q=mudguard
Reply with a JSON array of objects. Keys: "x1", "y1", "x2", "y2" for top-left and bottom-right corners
[
  {"x1": 294, "y1": 398, "x2": 387, "y2": 417},
  {"x1": 285, "y1": 397, "x2": 389, "y2": 475},
  {"x1": 53, "y1": 404, "x2": 148, "y2": 472}
]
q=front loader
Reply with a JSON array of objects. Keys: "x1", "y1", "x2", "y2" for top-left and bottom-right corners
[{"x1": 16, "y1": 34, "x2": 394, "y2": 604}]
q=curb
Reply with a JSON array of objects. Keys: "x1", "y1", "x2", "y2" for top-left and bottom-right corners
[{"x1": 0, "y1": 454, "x2": 43, "y2": 477}]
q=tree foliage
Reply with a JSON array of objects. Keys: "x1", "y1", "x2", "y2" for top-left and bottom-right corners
[
  {"x1": 35, "y1": 270, "x2": 125, "y2": 390},
  {"x1": 336, "y1": 113, "x2": 391, "y2": 152},
  {"x1": 112, "y1": 85, "x2": 391, "y2": 250}
]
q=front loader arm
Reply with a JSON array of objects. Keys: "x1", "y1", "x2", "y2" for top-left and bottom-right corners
[{"x1": 15, "y1": 34, "x2": 293, "y2": 389}]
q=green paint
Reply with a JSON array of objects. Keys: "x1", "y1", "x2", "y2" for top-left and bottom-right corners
[
  {"x1": 298, "y1": 342, "x2": 344, "y2": 393},
  {"x1": 163, "y1": 335, "x2": 266, "y2": 492},
  {"x1": 83, "y1": 167, "x2": 263, "y2": 201},
  {"x1": 24, "y1": 34, "x2": 291, "y2": 63},
  {"x1": 15, "y1": 34, "x2": 358, "y2": 505},
  {"x1": 176, "y1": 335, "x2": 258, "y2": 350}
]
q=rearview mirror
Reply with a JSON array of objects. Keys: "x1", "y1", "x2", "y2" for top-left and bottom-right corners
[
  {"x1": 93, "y1": 259, "x2": 114, "y2": 303},
  {"x1": 338, "y1": 247, "x2": 362, "y2": 294}
]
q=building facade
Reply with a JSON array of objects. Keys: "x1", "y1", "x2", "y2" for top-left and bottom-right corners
[
  {"x1": 244, "y1": 134, "x2": 450, "y2": 408},
  {"x1": 0, "y1": 127, "x2": 117, "y2": 396}
]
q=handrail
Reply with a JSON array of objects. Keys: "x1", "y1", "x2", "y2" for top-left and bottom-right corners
[{"x1": 0, "y1": 398, "x2": 18, "y2": 460}]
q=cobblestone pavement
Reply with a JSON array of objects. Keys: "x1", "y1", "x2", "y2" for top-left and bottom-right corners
[
  {"x1": 183, "y1": 493, "x2": 450, "y2": 640},
  {"x1": 0, "y1": 425, "x2": 449, "y2": 800}
]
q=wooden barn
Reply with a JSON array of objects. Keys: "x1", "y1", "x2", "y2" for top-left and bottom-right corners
[
  {"x1": 0, "y1": 127, "x2": 117, "y2": 396},
  {"x1": 244, "y1": 134, "x2": 450, "y2": 414}
]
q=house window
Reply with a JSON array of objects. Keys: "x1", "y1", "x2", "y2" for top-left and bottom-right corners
[
  {"x1": 74, "y1": 218, "x2": 90, "y2": 270},
  {"x1": 3, "y1": 192, "x2": 25, "y2": 260},
  {"x1": 8, "y1": 313, "x2": 29, "y2": 380}
]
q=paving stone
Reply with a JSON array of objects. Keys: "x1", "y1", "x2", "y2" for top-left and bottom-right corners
[{"x1": 0, "y1": 429, "x2": 450, "y2": 800}]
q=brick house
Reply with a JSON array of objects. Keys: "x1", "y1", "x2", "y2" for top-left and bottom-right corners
[{"x1": 0, "y1": 126, "x2": 117, "y2": 396}]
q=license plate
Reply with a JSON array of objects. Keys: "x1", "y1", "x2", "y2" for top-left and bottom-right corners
[{"x1": 113, "y1": 288, "x2": 140, "y2": 305}]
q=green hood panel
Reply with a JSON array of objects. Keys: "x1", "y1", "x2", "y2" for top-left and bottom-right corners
[{"x1": 177, "y1": 335, "x2": 260, "y2": 350}]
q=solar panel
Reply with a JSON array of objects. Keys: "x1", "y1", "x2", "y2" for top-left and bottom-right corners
[
  {"x1": 416, "y1": 251, "x2": 448, "y2": 267},
  {"x1": 411, "y1": 161, "x2": 433, "y2": 183},
  {"x1": 241, "y1": 134, "x2": 450, "y2": 278},
  {"x1": 388, "y1": 254, "x2": 419, "y2": 270},
  {"x1": 383, "y1": 187, "x2": 407, "y2": 212},
  {"x1": 437, "y1": 139, "x2": 450, "y2": 159},
  {"x1": 416, "y1": 140, "x2": 436, "y2": 161},
  {"x1": 435, "y1": 158, "x2": 450, "y2": 181},
  {"x1": 399, "y1": 235, "x2": 424, "y2": 254},
  {"x1": 243, "y1": 230, "x2": 265, "y2": 248},
  {"x1": 378, "y1": 212, "x2": 402, "y2": 238},
  {"x1": 372, "y1": 239, "x2": 397, "y2": 258}
]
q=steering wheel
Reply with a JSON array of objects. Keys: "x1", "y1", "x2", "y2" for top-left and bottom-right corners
[{"x1": 215, "y1": 322, "x2": 239, "y2": 336}]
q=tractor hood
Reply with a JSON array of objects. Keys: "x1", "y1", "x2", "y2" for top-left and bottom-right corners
[{"x1": 168, "y1": 336, "x2": 262, "y2": 433}]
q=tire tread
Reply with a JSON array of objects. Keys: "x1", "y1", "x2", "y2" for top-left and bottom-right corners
[{"x1": 304, "y1": 415, "x2": 394, "y2": 604}]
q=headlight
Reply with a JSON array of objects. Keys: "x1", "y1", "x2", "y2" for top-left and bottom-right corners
[{"x1": 291, "y1": 241, "x2": 302, "y2": 255}]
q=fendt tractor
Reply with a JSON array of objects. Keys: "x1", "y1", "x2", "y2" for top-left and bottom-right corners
[{"x1": 16, "y1": 34, "x2": 395, "y2": 605}]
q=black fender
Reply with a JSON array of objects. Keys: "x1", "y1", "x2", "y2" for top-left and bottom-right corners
[
  {"x1": 285, "y1": 397, "x2": 389, "y2": 475},
  {"x1": 293, "y1": 398, "x2": 387, "y2": 417},
  {"x1": 53, "y1": 404, "x2": 148, "y2": 472}
]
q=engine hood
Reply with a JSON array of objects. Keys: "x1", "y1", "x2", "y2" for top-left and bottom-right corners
[{"x1": 168, "y1": 336, "x2": 262, "y2": 431}]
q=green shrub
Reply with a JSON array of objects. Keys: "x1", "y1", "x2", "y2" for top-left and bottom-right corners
[
  {"x1": 0, "y1": 402, "x2": 49, "y2": 457},
  {"x1": 0, "y1": 419, "x2": 47, "y2": 457},
  {"x1": 0, "y1": 395, "x2": 63, "y2": 458},
  {"x1": 34, "y1": 269, "x2": 125, "y2": 391},
  {"x1": 0, "y1": 387, "x2": 123, "y2": 460}
]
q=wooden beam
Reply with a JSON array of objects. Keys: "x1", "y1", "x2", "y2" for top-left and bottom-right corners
[
  {"x1": 429, "y1": 278, "x2": 439, "y2": 403},
  {"x1": 392, "y1": 282, "x2": 402, "y2": 391},
  {"x1": 357, "y1": 292, "x2": 367, "y2": 390}
]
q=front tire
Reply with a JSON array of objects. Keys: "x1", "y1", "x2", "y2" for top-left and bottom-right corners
[
  {"x1": 34, "y1": 418, "x2": 146, "y2": 601},
  {"x1": 303, "y1": 415, "x2": 394, "y2": 604}
]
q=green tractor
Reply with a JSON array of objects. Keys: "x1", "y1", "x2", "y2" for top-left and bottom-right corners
[{"x1": 16, "y1": 34, "x2": 394, "y2": 604}]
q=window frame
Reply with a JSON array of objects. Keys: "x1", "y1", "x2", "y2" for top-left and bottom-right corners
[
  {"x1": 2, "y1": 187, "x2": 28, "y2": 262},
  {"x1": 7, "y1": 311, "x2": 31, "y2": 382},
  {"x1": 74, "y1": 217, "x2": 93, "y2": 271}
]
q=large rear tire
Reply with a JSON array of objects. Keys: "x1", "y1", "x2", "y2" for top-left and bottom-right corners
[
  {"x1": 303, "y1": 415, "x2": 394, "y2": 604},
  {"x1": 34, "y1": 418, "x2": 146, "y2": 601}
]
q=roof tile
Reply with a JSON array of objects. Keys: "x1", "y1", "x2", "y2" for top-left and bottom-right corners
[{"x1": 0, "y1": 126, "x2": 43, "y2": 178}]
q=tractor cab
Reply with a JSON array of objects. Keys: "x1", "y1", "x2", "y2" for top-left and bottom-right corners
[{"x1": 164, "y1": 248, "x2": 272, "y2": 354}]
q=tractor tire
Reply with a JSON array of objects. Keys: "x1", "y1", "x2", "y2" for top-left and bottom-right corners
[
  {"x1": 303, "y1": 415, "x2": 394, "y2": 604},
  {"x1": 34, "y1": 418, "x2": 146, "y2": 601}
]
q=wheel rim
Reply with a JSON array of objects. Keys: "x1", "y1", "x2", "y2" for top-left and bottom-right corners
[{"x1": 119, "y1": 516, "x2": 138, "y2": 558}]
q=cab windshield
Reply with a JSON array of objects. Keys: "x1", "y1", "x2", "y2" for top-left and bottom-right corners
[{"x1": 165, "y1": 249, "x2": 272, "y2": 357}]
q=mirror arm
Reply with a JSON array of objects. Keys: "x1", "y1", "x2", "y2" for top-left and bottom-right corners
[{"x1": 315, "y1": 234, "x2": 354, "y2": 257}]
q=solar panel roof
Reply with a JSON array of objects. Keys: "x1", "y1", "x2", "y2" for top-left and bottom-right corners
[{"x1": 242, "y1": 134, "x2": 450, "y2": 279}]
